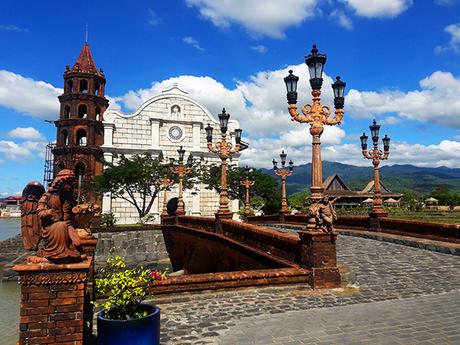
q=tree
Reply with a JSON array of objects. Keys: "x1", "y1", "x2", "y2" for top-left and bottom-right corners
[
  {"x1": 92, "y1": 154, "x2": 199, "y2": 220},
  {"x1": 288, "y1": 190, "x2": 311, "y2": 212},
  {"x1": 201, "y1": 164, "x2": 281, "y2": 214}
]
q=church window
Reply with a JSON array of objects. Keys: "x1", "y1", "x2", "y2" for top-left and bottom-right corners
[
  {"x1": 78, "y1": 104, "x2": 88, "y2": 119},
  {"x1": 74, "y1": 162, "x2": 86, "y2": 179},
  {"x1": 94, "y1": 83, "x2": 100, "y2": 96},
  {"x1": 80, "y1": 79, "x2": 88, "y2": 94},
  {"x1": 168, "y1": 126, "x2": 184, "y2": 141},
  {"x1": 64, "y1": 105, "x2": 71, "y2": 119},
  {"x1": 76, "y1": 129, "x2": 87, "y2": 146},
  {"x1": 55, "y1": 161, "x2": 65, "y2": 173},
  {"x1": 62, "y1": 130, "x2": 68, "y2": 146},
  {"x1": 67, "y1": 80, "x2": 73, "y2": 93},
  {"x1": 96, "y1": 107, "x2": 101, "y2": 121}
]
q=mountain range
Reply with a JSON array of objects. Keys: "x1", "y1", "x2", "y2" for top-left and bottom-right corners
[{"x1": 260, "y1": 161, "x2": 460, "y2": 195}]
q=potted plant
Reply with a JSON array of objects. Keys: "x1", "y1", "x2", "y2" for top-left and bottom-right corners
[{"x1": 95, "y1": 255, "x2": 167, "y2": 345}]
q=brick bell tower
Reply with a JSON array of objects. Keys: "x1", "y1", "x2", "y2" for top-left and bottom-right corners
[{"x1": 52, "y1": 42, "x2": 108, "y2": 204}]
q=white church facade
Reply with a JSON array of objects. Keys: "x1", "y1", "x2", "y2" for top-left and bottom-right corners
[{"x1": 101, "y1": 85, "x2": 240, "y2": 224}]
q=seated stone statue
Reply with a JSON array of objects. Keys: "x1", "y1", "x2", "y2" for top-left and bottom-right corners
[
  {"x1": 307, "y1": 196, "x2": 339, "y2": 233},
  {"x1": 20, "y1": 181, "x2": 46, "y2": 251}
]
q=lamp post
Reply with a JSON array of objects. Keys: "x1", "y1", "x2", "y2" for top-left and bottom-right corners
[
  {"x1": 284, "y1": 45, "x2": 346, "y2": 205},
  {"x1": 273, "y1": 151, "x2": 294, "y2": 215},
  {"x1": 240, "y1": 166, "x2": 255, "y2": 217},
  {"x1": 360, "y1": 120, "x2": 391, "y2": 217},
  {"x1": 170, "y1": 146, "x2": 192, "y2": 216},
  {"x1": 159, "y1": 176, "x2": 174, "y2": 217},
  {"x1": 206, "y1": 108, "x2": 243, "y2": 219}
]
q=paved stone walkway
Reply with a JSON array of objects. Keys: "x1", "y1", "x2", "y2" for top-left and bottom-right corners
[
  {"x1": 220, "y1": 291, "x2": 460, "y2": 345},
  {"x1": 151, "y1": 235, "x2": 460, "y2": 344}
]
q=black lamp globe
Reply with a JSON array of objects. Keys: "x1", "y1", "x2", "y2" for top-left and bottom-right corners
[
  {"x1": 305, "y1": 44, "x2": 327, "y2": 90},
  {"x1": 280, "y1": 150, "x2": 287, "y2": 165},
  {"x1": 235, "y1": 128, "x2": 242, "y2": 144},
  {"x1": 383, "y1": 135, "x2": 390, "y2": 152},
  {"x1": 284, "y1": 70, "x2": 299, "y2": 104},
  {"x1": 360, "y1": 133, "x2": 368, "y2": 151},
  {"x1": 369, "y1": 120, "x2": 380, "y2": 141},
  {"x1": 272, "y1": 159, "x2": 278, "y2": 170},
  {"x1": 177, "y1": 146, "x2": 185, "y2": 162},
  {"x1": 218, "y1": 108, "x2": 230, "y2": 133},
  {"x1": 205, "y1": 123, "x2": 213, "y2": 143},
  {"x1": 289, "y1": 160, "x2": 294, "y2": 171},
  {"x1": 332, "y1": 76, "x2": 346, "y2": 109}
]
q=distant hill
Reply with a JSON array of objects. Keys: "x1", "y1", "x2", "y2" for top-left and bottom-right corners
[{"x1": 260, "y1": 161, "x2": 460, "y2": 195}]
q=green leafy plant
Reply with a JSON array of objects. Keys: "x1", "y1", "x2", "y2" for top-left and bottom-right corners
[
  {"x1": 100, "y1": 211, "x2": 117, "y2": 228},
  {"x1": 95, "y1": 256, "x2": 167, "y2": 320}
]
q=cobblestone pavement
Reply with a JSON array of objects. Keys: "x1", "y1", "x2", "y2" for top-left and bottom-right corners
[
  {"x1": 150, "y1": 235, "x2": 460, "y2": 345},
  {"x1": 220, "y1": 291, "x2": 460, "y2": 345}
]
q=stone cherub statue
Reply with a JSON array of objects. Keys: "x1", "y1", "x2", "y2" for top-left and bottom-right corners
[
  {"x1": 20, "y1": 169, "x2": 99, "y2": 263},
  {"x1": 307, "y1": 196, "x2": 339, "y2": 233}
]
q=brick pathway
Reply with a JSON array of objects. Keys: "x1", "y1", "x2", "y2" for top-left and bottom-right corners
[{"x1": 151, "y1": 235, "x2": 460, "y2": 344}]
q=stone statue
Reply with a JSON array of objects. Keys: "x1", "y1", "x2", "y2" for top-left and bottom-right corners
[
  {"x1": 20, "y1": 181, "x2": 46, "y2": 251},
  {"x1": 307, "y1": 196, "x2": 339, "y2": 233},
  {"x1": 20, "y1": 169, "x2": 93, "y2": 263}
]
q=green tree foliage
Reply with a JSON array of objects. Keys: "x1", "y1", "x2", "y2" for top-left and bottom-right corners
[
  {"x1": 288, "y1": 190, "x2": 311, "y2": 212},
  {"x1": 399, "y1": 191, "x2": 422, "y2": 211},
  {"x1": 92, "y1": 154, "x2": 200, "y2": 219},
  {"x1": 201, "y1": 165, "x2": 281, "y2": 214},
  {"x1": 428, "y1": 186, "x2": 460, "y2": 207}
]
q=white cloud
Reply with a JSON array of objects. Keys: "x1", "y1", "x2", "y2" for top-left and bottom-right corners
[
  {"x1": 344, "y1": 0, "x2": 412, "y2": 18},
  {"x1": 183, "y1": 36, "x2": 204, "y2": 51},
  {"x1": 435, "y1": 23, "x2": 460, "y2": 54},
  {"x1": 0, "y1": 24, "x2": 28, "y2": 32},
  {"x1": 434, "y1": 0, "x2": 457, "y2": 6},
  {"x1": 0, "y1": 140, "x2": 46, "y2": 162},
  {"x1": 330, "y1": 10, "x2": 353, "y2": 30},
  {"x1": 8, "y1": 127, "x2": 45, "y2": 140},
  {"x1": 186, "y1": 0, "x2": 318, "y2": 38},
  {"x1": 250, "y1": 45, "x2": 268, "y2": 54},
  {"x1": 0, "y1": 70, "x2": 61, "y2": 119},
  {"x1": 347, "y1": 71, "x2": 460, "y2": 128}
]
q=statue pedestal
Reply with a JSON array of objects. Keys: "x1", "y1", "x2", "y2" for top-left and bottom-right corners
[
  {"x1": 369, "y1": 211, "x2": 388, "y2": 232},
  {"x1": 13, "y1": 259, "x2": 92, "y2": 345},
  {"x1": 298, "y1": 231, "x2": 341, "y2": 289}
]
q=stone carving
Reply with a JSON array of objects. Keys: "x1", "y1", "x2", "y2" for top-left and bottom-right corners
[
  {"x1": 307, "y1": 196, "x2": 339, "y2": 233},
  {"x1": 171, "y1": 105, "x2": 181, "y2": 117},
  {"x1": 18, "y1": 271, "x2": 88, "y2": 286},
  {"x1": 20, "y1": 181, "x2": 46, "y2": 251},
  {"x1": 20, "y1": 169, "x2": 99, "y2": 263}
]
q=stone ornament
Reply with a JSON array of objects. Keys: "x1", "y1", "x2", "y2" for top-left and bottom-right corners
[
  {"x1": 20, "y1": 169, "x2": 98, "y2": 263},
  {"x1": 306, "y1": 196, "x2": 339, "y2": 233}
]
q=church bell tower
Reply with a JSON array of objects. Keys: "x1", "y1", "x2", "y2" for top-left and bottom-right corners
[{"x1": 52, "y1": 42, "x2": 108, "y2": 203}]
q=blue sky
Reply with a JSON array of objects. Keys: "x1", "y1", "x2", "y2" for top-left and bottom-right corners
[{"x1": 1, "y1": 0, "x2": 460, "y2": 196}]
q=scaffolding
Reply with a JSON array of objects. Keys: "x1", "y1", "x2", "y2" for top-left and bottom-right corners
[{"x1": 43, "y1": 143, "x2": 55, "y2": 186}]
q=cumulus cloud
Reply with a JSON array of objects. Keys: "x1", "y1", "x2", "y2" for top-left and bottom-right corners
[
  {"x1": 0, "y1": 140, "x2": 46, "y2": 162},
  {"x1": 435, "y1": 23, "x2": 460, "y2": 54},
  {"x1": 344, "y1": 0, "x2": 412, "y2": 18},
  {"x1": 0, "y1": 70, "x2": 61, "y2": 119},
  {"x1": 346, "y1": 71, "x2": 460, "y2": 128},
  {"x1": 8, "y1": 127, "x2": 45, "y2": 140},
  {"x1": 250, "y1": 45, "x2": 268, "y2": 54},
  {"x1": 183, "y1": 36, "x2": 204, "y2": 51},
  {"x1": 186, "y1": 0, "x2": 318, "y2": 38}
]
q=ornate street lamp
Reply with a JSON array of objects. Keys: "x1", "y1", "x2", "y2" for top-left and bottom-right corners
[
  {"x1": 360, "y1": 120, "x2": 391, "y2": 217},
  {"x1": 284, "y1": 44, "x2": 346, "y2": 228},
  {"x1": 206, "y1": 108, "x2": 243, "y2": 219},
  {"x1": 159, "y1": 175, "x2": 174, "y2": 217},
  {"x1": 170, "y1": 146, "x2": 192, "y2": 216},
  {"x1": 240, "y1": 166, "x2": 255, "y2": 217},
  {"x1": 273, "y1": 150, "x2": 294, "y2": 214}
]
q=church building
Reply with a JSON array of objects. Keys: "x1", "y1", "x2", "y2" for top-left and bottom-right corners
[{"x1": 50, "y1": 43, "x2": 240, "y2": 224}]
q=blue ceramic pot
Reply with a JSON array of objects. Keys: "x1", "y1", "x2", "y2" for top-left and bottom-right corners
[{"x1": 97, "y1": 304, "x2": 160, "y2": 345}]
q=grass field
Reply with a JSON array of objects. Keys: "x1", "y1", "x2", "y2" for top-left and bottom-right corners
[{"x1": 336, "y1": 208, "x2": 460, "y2": 225}]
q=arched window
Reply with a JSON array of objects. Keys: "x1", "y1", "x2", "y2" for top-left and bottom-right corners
[
  {"x1": 61, "y1": 130, "x2": 68, "y2": 146},
  {"x1": 94, "y1": 83, "x2": 100, "y2": 96},
  {"x1": 80, "y1": 79, "x2": 88, "y2": 94},
  {"x1": 74, "y1": 162, "x2": 86, "y2": 179},
  {"x1": 55, "y1": 161, "x2": 65, "y2": 173},
  {"x1": 95, "y1": 107, "x2": 101, "y2": 121},
  {"x1": 67, "y1": 80, "x2": 73, "y2": 93},
  {"x1": 64, "y1": 105, "x2": 70, "y2": 119},
  {"x1": 76, "y1": 129, "x2": 87, "y2": 146},
  {"x1": 78, "y1": 104, "x2": 87, "y2": 119}
]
